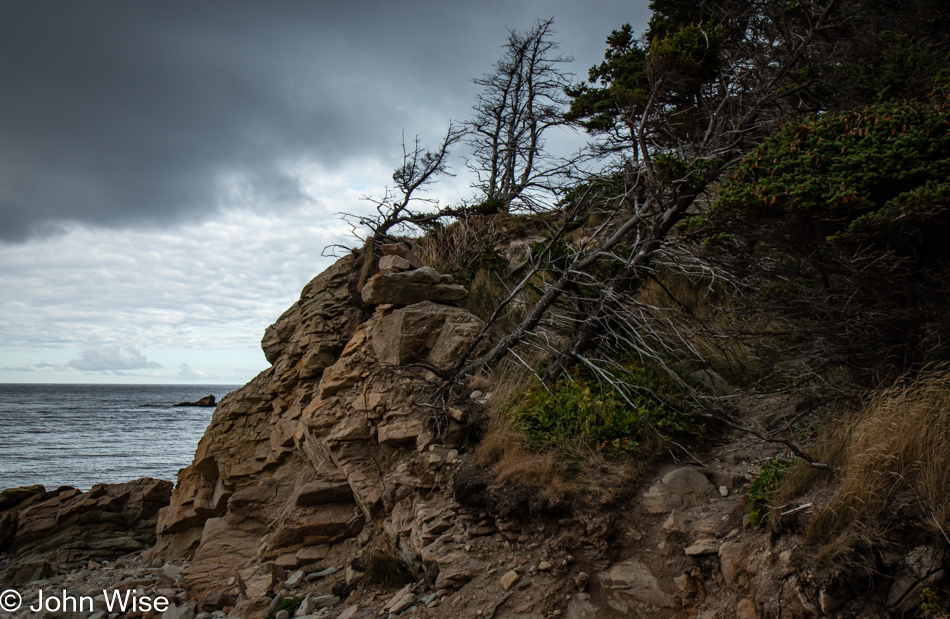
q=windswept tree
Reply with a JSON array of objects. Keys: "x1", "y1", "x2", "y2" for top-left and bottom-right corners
[
  {"x1": 494, "y1": 0, "x2": 950, "y2": 388},
  {"x1": 455, "y1": 0, "x2": 847, "y2": 384},
  {"x1": 356, "y1": 125, "x2": 464, "y2": 242},
  {"x1": 342, "y1": 125, "x2": 464, "y2": 290},
  {"x1": 465, "y1": 18, "x2": 574, "y2": 213}
]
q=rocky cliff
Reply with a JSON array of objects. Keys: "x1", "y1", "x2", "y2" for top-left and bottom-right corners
[
  {"x1": 152, "y1": 248, "x2": 508, "y2": 617},
  {"x1": 139, "y1": 247, "x2": 945, "y2": 619},
  {"x1": 3, "y1": 246, "x2": 943, "y2": 619}
]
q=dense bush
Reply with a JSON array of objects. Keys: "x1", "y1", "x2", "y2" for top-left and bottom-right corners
[
  {"x1": 711, "y1": 100, "x2": 950, "y2": 243},
  {"x1": 702, "y1": 99, "x2": 950, "y2": 380},
  {"x1": 507, "y1": 362, "x2": 699, "y2": 457}
]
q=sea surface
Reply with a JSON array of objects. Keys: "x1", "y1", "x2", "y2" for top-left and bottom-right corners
[{"x1": 0, "y1": 383, "x2": 240, "y2": 491}]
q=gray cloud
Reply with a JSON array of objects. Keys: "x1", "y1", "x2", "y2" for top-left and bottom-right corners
[
  {"x1": 66, "y1": 345, "x2": 161, "y2": 371},
  {"x1": 0, "y1": 1, "x2": 651, "y2": 384},
  {"x1": 0, "y1": 362, "x2": 60, "y2": 372},
  {"x1": 0, "y1": 1, "x2": 648, "y2": 243},
  {"x1": 0, "y1": 190, "x2": 362, "y2": 354}
]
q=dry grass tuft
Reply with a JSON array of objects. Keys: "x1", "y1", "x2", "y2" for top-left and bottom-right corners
[
  {"x1": 475, "y1": 408, "x2": 567, "y2": 496},
  {"x1": 413, "y1": 216, "x2": 519, "y2": 323},
  {"x1": 413, "y1": 216, "x2": 503, "y2": 278},
  {"x1": 474, "y1": 363, "x2": 640, "y2": 500},
  {"x1": 361, "y1": 551, "x2": 412, "y2": 587},
  {"x1": 474, "y1": 365, "x2": 545, "y2": 482},
  {"x1": 638, "y1": 265, "x2": 768, "y2": 386},
  {"x1": 804, "y1": 370, "x2": 950, "y2": 553}
]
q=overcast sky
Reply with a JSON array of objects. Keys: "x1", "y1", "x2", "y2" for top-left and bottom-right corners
[{"x1": 0, "y1": 1, "x2": 650, "y2": 384}]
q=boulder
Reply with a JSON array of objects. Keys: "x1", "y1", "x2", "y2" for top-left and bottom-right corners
[
  {"x1": 379, "y1": 254, "x2": 412, "y2": 274},
  {"x1": 380, "y1": 242, "x2": 425, "y2": 268},
  {"x1": 369, "y1": 301, "x2": 486, "y2": 368},
  {"x1": 242, "y1": 562, "x2": 286, "y2": 599},
  {"x1": 684, "y1": 538, "x2": 720, "y2": 556},
  {"x1": 361, "y1": 267, "x2": 468, "y2": 306},
  {"x1": 174, "y1": 395, "x2": 216, "y2": 407},
  {"x1": 500, "y1": 570, "x2": 520, "y2": 591},
  {"x1": 642, "y1": 467, "x2": 718, "y2": 514},
  {"x1": 599, "y1": 557, "x2": 675, "y2": 609},
  {"x1": 0, "y1": 478, "x2": 172, "y2": 584},
  {"x1": 0, "y1": 484, "x2": 46, "y2": 511}
]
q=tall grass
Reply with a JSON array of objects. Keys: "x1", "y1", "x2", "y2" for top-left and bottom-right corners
[
  {"x1": 413, "y1": 216, "x2": 516, "y2": 323},
  {"x1": 474, "y1": 365, "x2": 570, "y2": 496},
  {"x1": 802, "y1": 371, "x2": 950, "y2": 553}
]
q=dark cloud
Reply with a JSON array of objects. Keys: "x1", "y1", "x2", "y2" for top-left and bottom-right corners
[
  {"x1": 0, "y1": 1, "x2": 647, "y2": 243},
  {"x1": 66, "y1": 345, "x2": 161, "y2": 371}
]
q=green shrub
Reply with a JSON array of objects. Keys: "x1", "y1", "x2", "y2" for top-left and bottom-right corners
[
  {"x1": 920, "y1": 586, "x2": 949, "y2": 618},
  {"x1": 507, "y1": 362, "x2": 699, "y2": 457},
  {"x1": 264, "y1": 596, "x2": 303, "y2": 619},
  {"x1": 702, "y1": 99, "x2": 950, "y2": 378},
  {"x1": 709, "y1": 100, "x2": 950, "y2": 248},
  {"x1": 747, "y1": 455, "x2": 794, "y2": 526}
]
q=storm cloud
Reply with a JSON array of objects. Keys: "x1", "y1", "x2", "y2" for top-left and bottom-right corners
[
  {"x1": 0, "y1": 1, "x2": 650, "y2": 383},
  {"x1": 0, "y1": 1, "x2": 648, "y2": 242}
]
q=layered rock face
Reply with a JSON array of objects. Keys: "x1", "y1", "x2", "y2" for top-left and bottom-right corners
[
  {"x1": 153, "y1": 250, "x2": 488, "y2": 610},
  {"x1": 0, "y1": 478, "x2": 171, "y2": 584},
  {"x1": 361, "y1": 267, "x2": 467, "y2": 306}
]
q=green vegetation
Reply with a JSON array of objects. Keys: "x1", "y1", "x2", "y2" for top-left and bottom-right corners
[
  {"x1": 711, "y1": 100, "x2": 950, "y2": 245},
  {"x1": 921, "y1": 587, "x2": 949, "y2": 618},
  {"x1": 264, "y1": 596, "x2": 302, "y2": 619},
  {"x1": 702, "y1": 98, "x2": 950, "y2": 379},
  {"x1": 364, "y1": 0, "x2": 950, "y2": 601},
  {"x1": 507, "y1": 362, "x2": 699, "y2": 457},
  {"x1": 746, "y1": 455, "x2": 794, "y2": 526}
]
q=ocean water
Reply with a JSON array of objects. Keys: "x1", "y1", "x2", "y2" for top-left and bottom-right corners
[{"x1": 0, "y1": 384, "x2": 240, "y2": 491}]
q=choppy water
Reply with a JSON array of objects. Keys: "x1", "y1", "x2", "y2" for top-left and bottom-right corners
[{"x1": 0, "y1": 383, "x2": 239, "y2": 491}]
